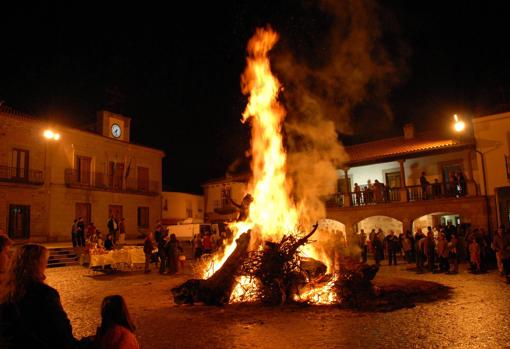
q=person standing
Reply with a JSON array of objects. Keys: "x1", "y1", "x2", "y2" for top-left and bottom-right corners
[
  {"x1": 71, "y1": 219, "x2": 79, "y2": 247},
  {"x1": 493, "y1": 227, "x2": 505, "y2": 275},
  {"x1": 437, "y1": 233, "x2": 450, "y2": 272},
  {"x1": 501, "y1": 228, "x2": 510, "y2": 283},
  {"x1": 0, "y1": 235, "x2": 12, "y2": 277},
  {"x1": 164, "y1": 234, "x2": 183, "y2": 275},
  {"x1": 448, "y1": 234, "x2": 459, "y2": 274},
  {"x1": 372, "y1": 232, "x2": 384, "y2": 266},
  {"x1": 77, "y1": 217, "x2": 85, "y2": 247},
  {"x1": 402, "y1": 231, "x2": 413, "y2": 263},
  {"x1": 420, "y1": 171, "x2": 429, "y2": 199},
  {"x1": 354, "y1": 183, "x2": 362, "y2": 205},
  {"x1": 384, "y1": 230, "x2": 399, "y2": 266},
  {"x1": 193, "y1": 234, "x2": 203, "y2": 260},
  {"x1": 156, "y1": 227, "x2": 168, "y2": 274},
  {"x1": 118, "y1": 218, "x2": 126, "y2": 244},
  {"x1": 359, "y1": 229, "x2": 368, "y2": 263},
  {"x1": 107, "y1": 215, "x2": 118, "y2": 243},
  {"x1": 424, "y1": 230, "x2": 436, "y2": 272},
  {"x1": 143, "y1": 232, "x2": 154, "y2": 273},
  {"x1": 202, "y1": 233, "x2": 213, "y2": 254}
]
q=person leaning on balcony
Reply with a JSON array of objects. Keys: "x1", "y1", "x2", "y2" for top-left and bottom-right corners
[
  {"x1": 354, "y1": 183, "x2": 362, "y2": 205},
  {"x1": 432, "y1": 179, "x2": 442, "y2": 199},
  {"x1": 420, "y1": 172, "x2": 429, "y2": 199}
]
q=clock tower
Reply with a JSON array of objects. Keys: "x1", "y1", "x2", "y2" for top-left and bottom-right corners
[{"x1": 96, "y1": 110, "x2": 131, "y2": 142}]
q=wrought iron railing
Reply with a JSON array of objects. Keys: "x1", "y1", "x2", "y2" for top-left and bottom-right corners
[
  {"x1": 65, "y1": 169, "x2": 159, "y2": 195},
  {"x1": 326, "y1": 181, "x2": 471, "y2": 208},
  {"x1": 0, "y1": 165, "x2": 43, "y2": 185}
]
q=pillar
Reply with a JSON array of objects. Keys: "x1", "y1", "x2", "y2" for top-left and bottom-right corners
[
  {"x1": 342, "y1": 168, "x2": 351, "y2": 207},
  {"x1": 398, "y1": 159, "x2": 408, "y2": 202}
]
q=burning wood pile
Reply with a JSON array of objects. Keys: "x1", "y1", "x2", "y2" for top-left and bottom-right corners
[{"x1": 172, "y1": 27, "x2": 380, "y2": 307}]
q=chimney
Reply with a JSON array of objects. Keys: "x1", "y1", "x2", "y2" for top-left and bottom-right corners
[{"x1": 403, "y1": 123, "x2": 415, "y2": 139}]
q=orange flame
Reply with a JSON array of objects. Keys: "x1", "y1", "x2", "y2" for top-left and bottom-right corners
[{"x1": 201, "y1": 27, "x2": 337, "y2": 304}]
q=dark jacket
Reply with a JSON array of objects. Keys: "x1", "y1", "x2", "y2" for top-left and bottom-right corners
[
  {"x1": 0, "y1": 282, "x2": 77, "y2": 349},
  {"x1": 143, "y1": 237, "x2": 154, "y2": 255}
]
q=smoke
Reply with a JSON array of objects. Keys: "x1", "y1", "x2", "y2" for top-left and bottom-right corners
[{"x1": 273, "y1": 0, "x2": 408, "y2": 225}]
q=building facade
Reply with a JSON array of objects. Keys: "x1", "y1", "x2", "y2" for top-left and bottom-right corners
[
  {"x1": 473, "y1": 111, "x2": 510, "y2": 229},
  {"x1": 0, "y1": 107, "x2": 164, "y2": 241},
  {"x1": 161, "y1": 191, "x2": 204, "y2": 225},
  {"x1": 202, "y1": 174, "x2": 249, "y2": 223},
  {"x1": 326, "y1": 124, "x2": 487, "y2": 236}
]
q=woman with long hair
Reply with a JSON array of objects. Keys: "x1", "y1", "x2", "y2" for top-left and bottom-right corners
[
  {"x1": 0, "y1": 244, "x2": 78, "y2": 348},
  {"x1": 94, "y1": 295, "x2": 139, "y2": 349}
]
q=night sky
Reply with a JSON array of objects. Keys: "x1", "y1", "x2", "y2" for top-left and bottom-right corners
[{"x1": 1, "y1": 1, "x2": 509, "y2": 193}]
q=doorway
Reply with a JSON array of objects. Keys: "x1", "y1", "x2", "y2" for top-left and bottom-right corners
[
  {"x1": 108, "y1": 205, "x2": 123, "y2": 221},
  {"x1": 8, "y1": 205, "x2": 30, "y2": 239},
  {"x1": 75, "y1": 203, "x2": 92, "y2": 225}
]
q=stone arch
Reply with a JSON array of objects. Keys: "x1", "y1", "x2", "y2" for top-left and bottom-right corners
[
  {"x1": 412, "y1": 211, "x2": 460, "y2": 232},
  {"x1": 356, "y1": 215, "x2": 403, "y2": 236}
]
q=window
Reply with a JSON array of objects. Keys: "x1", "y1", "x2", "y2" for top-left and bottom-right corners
[
  {"x1": 108, "y1": 161, "x2": 124, "y2": 189},
  {"x1": 75, "y1": 156, "x2": 91, "y2": 185},
  {"x1": 137, "y1": 207, "x2": 149, "y2": 228},
  {"x1": 385, "y1": 171, "x2": 402, "y2": 188},
  {"x1": 186, "y1": 200, "x2": 193, "y2": 218},
  {"x1": 75, "y1": 203, "x2": 91, "y2": 225},
  {"x1": 137, "y1": 166, "x2": 149, "y2": 191},
  {"x1": 12, "y1": 149, "x2": 29, "y2": 179},
  {"x1": 221, "y1": 186, "x2": 231, "y2": 208},
  {"x1": 8, "y1": 205, "x2": 30, "y2": 239}
]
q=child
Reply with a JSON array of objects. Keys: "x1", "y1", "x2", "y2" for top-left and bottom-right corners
[
  {"x1": 469, "y1": 238, "x2": 481, "y2": 273},
  {"x1": 94, "y1": 295, "x2": 140, "y2": 349}
]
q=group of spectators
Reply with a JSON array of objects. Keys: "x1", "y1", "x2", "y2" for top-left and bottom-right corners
[
  {"x1": 72, "y1": 216, "x2": 128, "y2": 252},
  {"x1": 357, "y1": 224, "x2": 510, "y2": 283},
  {"x1": 142, "y1": 223, "x2": 184, "y2": 275},
  {"x1": 353, "y1": 180, "x2": 388, "y2": 205},
  {"x1": 0, "y1": 234, "x2": 140, "y2": 348}
]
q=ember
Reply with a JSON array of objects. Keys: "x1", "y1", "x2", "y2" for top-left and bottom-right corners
[{"x1": 172, "y1": 27, "x2": 377, "y2": 306}]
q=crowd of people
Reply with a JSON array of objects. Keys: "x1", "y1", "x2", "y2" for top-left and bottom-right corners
[
  {"x1": 0, "y1": 234, "x2": 140, "y2": 348},
  {"x1": 351, "y1": 171, "x2": 468, "y2": 206},
  {"x1": 356, "y1": 223, "x2": 510, "y2": 282}
]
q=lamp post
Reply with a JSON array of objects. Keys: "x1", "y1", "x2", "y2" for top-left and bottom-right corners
[
  {"x1": 452, "y1": 115, "x2": 491, "y2": 232},
  {"x1": 43, "y1": 129, "x2": 60, "y2": 240}
]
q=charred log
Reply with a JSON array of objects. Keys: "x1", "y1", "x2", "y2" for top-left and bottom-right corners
[{"x1": 172, "y1": 231, "x2": 251, "y2": 305}]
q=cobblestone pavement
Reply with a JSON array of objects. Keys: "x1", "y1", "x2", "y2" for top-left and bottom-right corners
[{"x1": 46, "y1": 261, "x2": 510, "y2": 349}]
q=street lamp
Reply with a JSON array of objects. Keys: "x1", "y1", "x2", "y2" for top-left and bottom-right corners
[{"x1": 453, "y1": 114, "x2": 465, "y2": 132}]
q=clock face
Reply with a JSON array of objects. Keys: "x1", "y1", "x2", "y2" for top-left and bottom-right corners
[{"x1": 111, "y1": 123, "x2": 122, "y2": 138}]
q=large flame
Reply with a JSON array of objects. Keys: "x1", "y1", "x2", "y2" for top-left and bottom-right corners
[{"x1": 202, "y1": 27, "x2": 337, "y2": 304}]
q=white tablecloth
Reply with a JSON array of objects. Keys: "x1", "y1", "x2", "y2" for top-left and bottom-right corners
[{"x1": 85, "y1": 248, "x2": 145, "y2": 268}]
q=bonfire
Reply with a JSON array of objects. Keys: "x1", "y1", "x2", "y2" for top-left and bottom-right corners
[{"x1": 172, "y1": 27, "x2": 377, "y2": 306}]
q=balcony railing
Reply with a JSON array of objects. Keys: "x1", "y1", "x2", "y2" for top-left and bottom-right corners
[
  {"x1": 0, "y1": 165, "x2": 44, "y2": 185},
  {"x1": 326, "y1": 181, "x2": 472, "y2": 208},
  {"x1": 65, "y1": 169, "x2": 159, "y2": 195}
]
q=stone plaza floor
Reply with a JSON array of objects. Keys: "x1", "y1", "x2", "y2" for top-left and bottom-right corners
[{"x1": 46, "y1": 261, "x2": 510, "y2": 349}]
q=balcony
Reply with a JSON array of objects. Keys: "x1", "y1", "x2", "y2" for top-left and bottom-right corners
[
  {"x1": 326, "y1": 181, "x2": 475, "y2": 208},
  {"x1": 212, "y1": 198, "x2": 238, "y2": 215},
  {"x1": 64, "y1": 169, "x2": 159, "y2": 196},
  {"x1": 0, "y1": 165, "x2": 44, "y2": 185}
]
